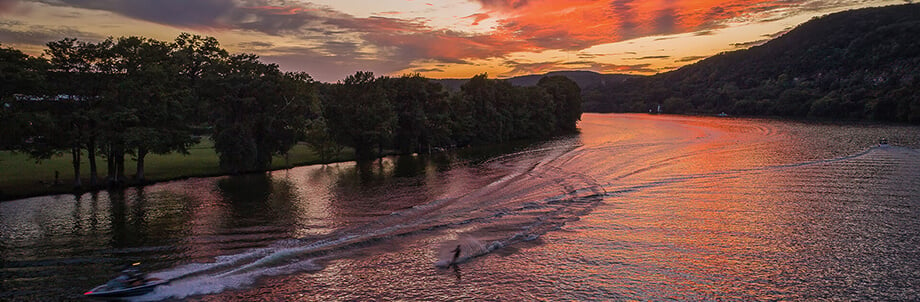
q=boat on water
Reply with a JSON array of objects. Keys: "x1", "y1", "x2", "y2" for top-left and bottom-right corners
[
  {"x1": 84, "y1": 264, "x2": 166, "y2": 299},
  {"x1": 879, "y1": 138, "x2": 889, "y2": 146},
  {"x1": 84, "y1": 277, "x2": 166, "y2": 299}
]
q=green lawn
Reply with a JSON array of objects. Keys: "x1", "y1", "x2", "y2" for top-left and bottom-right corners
[{"x1": 0, "y1": 138, "x2": 354, "y2": 200}]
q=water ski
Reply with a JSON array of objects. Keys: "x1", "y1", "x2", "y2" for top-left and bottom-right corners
[{"x1": 450, "y1": 245, "x2": 462, "y2": 266}]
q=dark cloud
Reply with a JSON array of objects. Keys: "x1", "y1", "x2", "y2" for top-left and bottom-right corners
[
  {"x1": 321, "y1": 41, "x2": 363, "y2": 57},
  {"x1": 762, "y1": 27, "x2": 793, "y2": 39},
  {"x1": 0, "y1": 24, "x2": 104, "y2": 46},
  {"x1": 633, "y1": 55, "x2": 670, "y2": 60},
  {"x1": 500, "y1": 60, "x2": 561, "y2": 76},
  {"x1": 236, "y1": 41, "x2": 274, "y2": 49},
  {"x1": 608, "y1": 0, "x2": 638, "y2": 38},
  {"x1": 412, "y1": 67, "x2": 444, "y2": 73},
  {"x1": 226, "y1": 5, "x2": 335, "y2": 35},
  {"x1": 596, "y1": 63, "x2": 655, "y2": 73},
  {"x1": 515, "y1": 25, "x2": 602, "y2": 50},
  {"x1": 39, "y1": 0, "x2": 235, "y2": 27},
  {"x1": 558, "y1": 61, "x2": 655, "y2": 74},
  {"x1": 652, "y1": 8, "x2": 677, "y2": 34},
  {"x1": 562, "y1": 60, "x2": 597, "y2": 65},
  {"x1": 731, "y1": 39, "x2": 769, "y2": 48},
  {"x1": 416, "y1": 58, "x2": 474, "y2": 65},
  {"x1": 694, "y1": 30, "x2": 716, "y2": 36},
  {"x1": 676, "y1": 56, "x2": 706, "y2": 62},
  {"x1": 463, "y1": 13, "x2": 490, "y2": 26},
  {"x1": 576, "y1": 53, "x2": 605, "y2": 59}
]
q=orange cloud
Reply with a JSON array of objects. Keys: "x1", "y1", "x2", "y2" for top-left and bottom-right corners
[{"x1": 478, "y1": 0, "x2": 796, "y2": 52}]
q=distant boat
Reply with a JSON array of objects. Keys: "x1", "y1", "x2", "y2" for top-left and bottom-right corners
[
  {"x1": 879, "y1": 138, "x2": 889, "y2": 147},
  {"x1": 717, "y1": 112, "x2": 729, "y2": 117}
]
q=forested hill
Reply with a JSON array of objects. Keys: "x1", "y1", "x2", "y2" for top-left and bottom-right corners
[
  {"x1": 434, "y1": 71, "x2": 635, "y2": 91},
  {"x1": 584, "y1": 3, "x2": 920, "y2": 123}
]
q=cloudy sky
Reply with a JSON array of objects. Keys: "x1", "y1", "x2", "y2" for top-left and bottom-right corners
[{"x1": 0, "y1": 0, "x2": 901, "y2": 82}]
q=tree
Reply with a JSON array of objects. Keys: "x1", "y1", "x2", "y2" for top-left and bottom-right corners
[
  {"x1": 460, "y1": 74, "x2": 504, "y2": 143},
  {"x1": 204, "y1": 54, "x2": 316, "y2": 173},
  {"x1": 537, "y1": 75, "x2": 582, "y2": 132},
  {"x1": 171, "y1": 33, "x2": 229, "y2": 124},
  {"x1": 0, "y1": 45, "x2": 47, "y2": 151},
  {"x1": 382, "y1": 74, "x2": 450, "y2": 154},
  {"x1": 42, "y1": 38, "x2": 100, "y2": 187},
  {"x1": 323, "y1": 71, "x2": 396, "y2": 160},
  {"x1": 112, "y1": 37, "x2": 199, "y2": 182},
  {"x1": 303, "y1": 116, "x2": 343, "y2": 163}
]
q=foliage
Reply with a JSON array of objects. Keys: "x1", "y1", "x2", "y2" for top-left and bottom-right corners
[
  {"x1": 322, "y1": 71, "x2": 397, "y2": 160},
  {"x1": 204, "y1": 54, "x2": 317, "y2": 173},
  {"x1": 2, "y1": 33, "x2": 584, "y2": 193},
  {"x1": 0, "y1": 45, "x2": 47, "y2": 150}
]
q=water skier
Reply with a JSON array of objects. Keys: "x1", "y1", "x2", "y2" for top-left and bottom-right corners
[{"x1": 450, "y1": 245, "x2": 462, "y2": 266}]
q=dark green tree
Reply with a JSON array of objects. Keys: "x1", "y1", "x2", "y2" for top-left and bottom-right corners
[
  {"x1": 0, "y1": 45, "x2": 47, "y2": 151},
  {"x1": 323, "y1": 71, "x2": 396, "y2": 160},
  {"x1": 204, "y1": 54, "x2": 316, "y2": 173},
  {"x1": 382, "y1": 74, "x2": 450, "y2": 154},
  {"x1": 104, "y1": 36, "x2": 199, "y2": 182},
  {"x1": 538, "y1": 75, "x2": 582, "y2": 132},
  {"x1": 171, "y1": 33, "x2": 229, "y2": 124}
]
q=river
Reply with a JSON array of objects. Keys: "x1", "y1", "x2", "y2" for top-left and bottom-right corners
[{"x1": 2, "y1": 113, "x2": 919, "y2": 301}]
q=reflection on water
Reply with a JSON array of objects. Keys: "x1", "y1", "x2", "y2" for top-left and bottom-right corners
[{"x1": 1, "y1": 113, "x2": 919, "y2": 301}]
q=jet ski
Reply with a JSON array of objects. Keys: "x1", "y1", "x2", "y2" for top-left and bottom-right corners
[
  {"x1": 83, "y1": 277, "x2": 166, "y2": 299},
  {"x1": 84, "y1": 265, "x2": 167, "y2": 299}
]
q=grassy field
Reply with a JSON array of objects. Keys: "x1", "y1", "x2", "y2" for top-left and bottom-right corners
[{"x1": 0, "y1": 138, "x2": 354, "y2": 200}]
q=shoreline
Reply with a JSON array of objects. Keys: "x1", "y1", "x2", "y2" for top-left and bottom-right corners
[
  {"x1": 0, "y1": 157, "x2": 356, "y2": 203},
  {"x1": 5, "y1": 113, "x2": 916, "y2": 202}
]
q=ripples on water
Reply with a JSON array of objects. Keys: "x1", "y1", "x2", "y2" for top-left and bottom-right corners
[{"x1": 1, "y1": 113, "x2": 919, "y2": 301}]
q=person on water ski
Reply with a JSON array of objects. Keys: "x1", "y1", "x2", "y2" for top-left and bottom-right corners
[{"x1": 450, "y1": 245, "x2": 462, "y2": 265}]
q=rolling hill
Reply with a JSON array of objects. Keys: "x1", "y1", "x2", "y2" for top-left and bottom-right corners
[{"x1": 582, "y1": 3, "x2": 920, "y2": 123}]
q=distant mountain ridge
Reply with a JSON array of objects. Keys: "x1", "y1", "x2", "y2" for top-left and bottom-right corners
[{"x1": 433, "y1": 71, "x2": 636, "y2": 91}]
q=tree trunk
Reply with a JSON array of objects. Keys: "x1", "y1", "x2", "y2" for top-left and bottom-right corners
[
  {"x1": 136, "y1": 147, "x2": 147, "y2": 183},
  {"x1": 88, "y1": 137, "x2": 97, "y2": 186},
  {"x1": 107, "y1": 148, "x2": 116, "y2": 184},
  {"x1": 115, "y1": 147, "x2": 125, "y2": 185},
  {"x1": 71, "y1": 145, "x2": 82, "y2": 188}
]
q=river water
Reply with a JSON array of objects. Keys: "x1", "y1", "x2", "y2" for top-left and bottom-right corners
[{"x1": 2, "y1": 113, "x2": 919, "y2": 301}]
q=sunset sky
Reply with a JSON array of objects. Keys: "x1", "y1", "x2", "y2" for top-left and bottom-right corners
[{"x1": 0, "y1": 0, "x2": 901, "y2": 82}]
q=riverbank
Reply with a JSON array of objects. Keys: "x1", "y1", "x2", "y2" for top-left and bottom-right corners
[{"x1": 0, "y1": 138, "x2": 355, "y2": 202}]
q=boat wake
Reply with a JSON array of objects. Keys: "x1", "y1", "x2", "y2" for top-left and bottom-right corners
[
  {"x1": 132, "y1": 127, "x2": 914, "y2": 301},
  {"x1": 132, "y1": 141, "x2": 608, "y2": 301}
]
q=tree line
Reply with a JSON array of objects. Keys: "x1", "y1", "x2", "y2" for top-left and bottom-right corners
[{"x1": 0, "y1": 34, "x2": 582, "y2": 189}]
